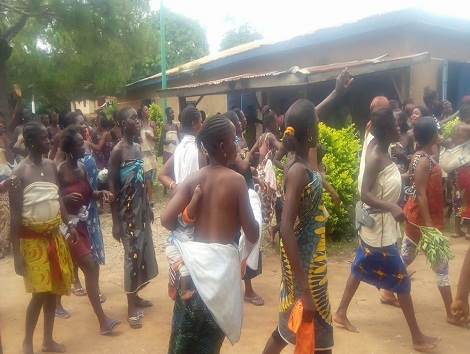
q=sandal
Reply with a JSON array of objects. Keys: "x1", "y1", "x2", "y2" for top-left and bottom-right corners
[
  {"x1": 72, "y1": 287, "x2": 87, "y2": 296},
  {"x1": 100, "y1": 318, "x2": 121, "y2": 335},
  {"x1": 380, "y1": 297, "x2": 401, "y2": 308},
  {"x1": 127, "y1": 316, "x2": 142, "y2": 329},
  {"x1": 55, "y1": 309, "x2": 71, "y2": 319},
  {"x1": 244, "y1": 295, "x2": 265, "y2": 306}
]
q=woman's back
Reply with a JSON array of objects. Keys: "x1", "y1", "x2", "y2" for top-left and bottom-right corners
[{"x1": 185, "y1": 166, "x2": 249, "y2": 244}]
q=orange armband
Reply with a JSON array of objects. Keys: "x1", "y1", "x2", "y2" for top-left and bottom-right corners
[{"x1": 182, "y1": 206, "x2": 196, "y2": 224}]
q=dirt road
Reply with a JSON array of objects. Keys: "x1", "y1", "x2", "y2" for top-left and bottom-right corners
[{"x1": 1, "y1": 212, "x2": 469, "y2": 354}]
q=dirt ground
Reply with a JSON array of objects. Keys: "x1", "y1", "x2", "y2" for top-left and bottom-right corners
[{"x1": 1, "y1": 194, "x2": 470, "y2": 354}]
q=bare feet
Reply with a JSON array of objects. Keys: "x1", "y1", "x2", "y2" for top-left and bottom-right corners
[
  {"x1": 411, "y1": 333, "x2": 440, "y2": 351},
  {"x1": 23, "y1": 342, "x2": 34, "y2": 354},
  {"x1": 180, "y1": 289, "x2": 197, "y2": 301},
  {"x1": 380, "y1": 290, "x2": 401, "y2": 308},
  {"x1": 446, "y1": 316, "x2": 470, "y2": 327},
  {"x1": 333, "y1": 311, "x2": 359, "y2": 333},
  {"x1": 41, "y1": 340, "x2": 66, "y2": 353}
]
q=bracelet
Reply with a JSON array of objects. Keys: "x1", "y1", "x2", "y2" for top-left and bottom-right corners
[
  {"x1": 182, "y1": 206, "x2": 195, "y2": 224},
  {"x1": 66, "y1": 220, "x2": 74, "y2": 230},
  {"x1": 169, "y1": 181, "x2": 175, "y2": 190}
]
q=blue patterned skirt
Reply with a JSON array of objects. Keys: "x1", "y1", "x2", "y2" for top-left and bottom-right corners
[{"x1": 351, "y1": 238, "x2": 411, "y2": 294}]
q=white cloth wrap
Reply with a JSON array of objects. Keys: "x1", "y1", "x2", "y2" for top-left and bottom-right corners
[
  {"x1": 440, "y1": 139, "x2": 470, "y2": 173},
  {"x1": 59, "y1": 205, "x2": 89, "y2": 238},
  {"x1": 238, "y1": 189, "x2": 262, "y2": 270},
  {"x1": 172, "y1": 237, "x2": 243, "y2": 345}
]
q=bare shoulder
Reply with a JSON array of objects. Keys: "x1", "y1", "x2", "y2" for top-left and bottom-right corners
[{"x1": 11, "y1": 158, "x2": 28, "y2": 176}]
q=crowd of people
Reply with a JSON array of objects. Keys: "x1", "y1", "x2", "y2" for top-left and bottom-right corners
[{"x1": 1, "y1": 72, "x2": 470, "y2": 354}]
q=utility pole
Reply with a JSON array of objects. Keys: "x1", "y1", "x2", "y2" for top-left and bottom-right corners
[{"x1": 160, "y1": 0, "x2": 167, "y2": 123}]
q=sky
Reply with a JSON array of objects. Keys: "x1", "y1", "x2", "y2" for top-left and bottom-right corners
[{"x1": 150, "y1": 0, "x2": 468, "y2": 54}]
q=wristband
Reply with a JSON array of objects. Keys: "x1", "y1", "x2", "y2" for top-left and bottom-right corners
[
  {"x1": 182, "y1": 206, "x2": 195, "y2": 224},
  {"x1": 169, "y1": 181, "x2": 175, "y2": 190}
]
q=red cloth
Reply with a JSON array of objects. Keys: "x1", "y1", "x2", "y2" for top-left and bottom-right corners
[
  {"x1": 457, "y1": 165, "x2": 470, "y2": 219},
  {"x1": 288, "y1": 300, "x2": 315, "y2": 354},
  {"x1": 404, "y1": 163, "x2": 444, "y2": 242}
]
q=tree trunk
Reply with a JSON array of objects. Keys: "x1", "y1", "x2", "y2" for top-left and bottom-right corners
[{"x1": 0, "y1": 61, "x2": 11, "y2": 122}]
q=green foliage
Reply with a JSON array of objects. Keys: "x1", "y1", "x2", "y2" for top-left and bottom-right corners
[
  {"x1": 415, "y1": 224, "x2": 455, "y2": 270},
  {"x1": 1, "y1": 0, "x2": 151, "y2": 118},
  {"x1": 318, "y1": 123, "x2": 361, "y2": 240},
  {"x1": 219, "y1": 24, "x2": 263, "y2": 51},
  {"x1": 129, "y1": 10, "x2": 209, "y2": 83},
  {"x1": 442, "y1": 116, "x2": 460, "y2": 139},
  {"x1": 102, "y1": 100, "x2": 118, "y2": 120},
  {"x1": 149, "y1": 103, "x2": 163, "y2": 156}
]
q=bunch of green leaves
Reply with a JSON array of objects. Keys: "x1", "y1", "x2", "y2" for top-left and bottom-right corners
[
  {"x1": 148, "y1": 103, "x2": 163, "y2": 156},
  {"x1": 318, "y1": 122, "x2": 361, "y2": 240},
  {"x1": 416, "y1": 225, "x2": 455, "y2": 270},
  {"x1": 102, "y1": 100, "x2": 118, "y2": 120},
  {"x1": 442, "y1": 117, "x2": 460, "y2": 139}
]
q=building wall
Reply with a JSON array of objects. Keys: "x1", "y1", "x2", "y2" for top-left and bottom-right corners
[{"x1": 71, "y1": 100, "x2": 97, "y2": 115}]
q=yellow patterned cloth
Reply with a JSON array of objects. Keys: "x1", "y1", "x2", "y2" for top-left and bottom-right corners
[
  {"x1": 20, "y1": 213, "x2": 74, "y2": 294},
  {"x1": 278, "y1": 167, "x2": 333, "y2": 351}
]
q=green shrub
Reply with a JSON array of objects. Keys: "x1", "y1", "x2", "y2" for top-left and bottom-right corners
[
  {"x1": 148, "y1": 103, "x2": 164, "y2": 156},
  {"x1": 318, "y1": 122, "x2": 361, "y2": 240}
]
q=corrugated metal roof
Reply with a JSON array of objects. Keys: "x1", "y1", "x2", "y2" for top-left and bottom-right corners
[
  {"x1": 158, "y1": 52, "x2": 430, "y2": 98},
  {"x1": 126, "y1": 8, "x2": 470, "y2": 92}
]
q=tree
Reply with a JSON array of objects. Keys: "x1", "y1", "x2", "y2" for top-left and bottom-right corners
[
  {"x1": 0, "y1": 0, "x2": 151, "y2": 120},
  {"x1": 219, "y1": 24, "x2": 263, "y2": 51},
  {"x1": 129, "y1": 10, "x2": 209, "y2": 83}
]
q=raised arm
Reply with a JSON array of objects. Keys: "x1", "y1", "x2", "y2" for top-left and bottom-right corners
[{"x1": 316, "y1": 68, "x2": 354, "y2": 119}]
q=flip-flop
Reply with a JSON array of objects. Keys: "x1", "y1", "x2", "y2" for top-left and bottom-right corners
[
  {"x1": 127, "y1": 316, "x2": 142, "y2": 329},
  {"x1": 100, "y1": 318, "x2": 121, "y2": 335},
  {"x1": 72, "y1": 287, "x2": 87, "y2": 296},
  {"x1": 244, "y1": 295, "x2": 265, "y2": 306},
  {"x1": 55, "y1": 309, "x2": 71, "y2": 319},
  {"x1": 136, "y1": 297, "x2": 153, "y2": 308}
]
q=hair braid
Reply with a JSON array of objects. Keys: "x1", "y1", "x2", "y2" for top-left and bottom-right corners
[{"x1": 196, "y1": 114, "x2": 232, "y2": 157}]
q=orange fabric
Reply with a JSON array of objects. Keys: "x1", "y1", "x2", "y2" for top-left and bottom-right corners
[{"x1": 288, "y1": 300, "x2": 315, "y2": 354}]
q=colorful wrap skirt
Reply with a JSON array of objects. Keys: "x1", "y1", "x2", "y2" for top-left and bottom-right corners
[
  {"x1": 351, "y1": 237, "x2": 411, "y2": 294},
  {"x1": 20, "y1": 213, "x2": 74, "y2": 294}
]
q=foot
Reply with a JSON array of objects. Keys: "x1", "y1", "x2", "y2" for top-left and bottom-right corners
[
  {"x1": 333, "y1": 311, "x2": 359, "y2": 333},
  {"x1": 72, "y1": 287, "x2": 87, "y2": 296},
  {"x1": 180, "y1": 289, "x2": 197, "y2": 301},
  {"x1": 447, "y1": 316, "x2": 470, "y2": 327},
  {"x1": 412, "y1": 333, "x2": 440, "y2": 351},
  {"x1": 135, "y1": 296, "x2": 153, "y2": 308},
  {"x1": 127, "y1": 315, "x2": 142, "y2": 329},
  {"x1": 41, "y1": 340, "x2": 66, "y2": 353},
  {"x1": 99, "y1": 293, "x2": 107, "y2": 303},
  {"x1": 23, "y1": 342, "x2": 34, "y2": 354},
  {"x1": 380, "y1": 290, "x2": 401, "y2": 308},
  {"x1": 407, "y1": 270, "x2": 416, "y2": 278},
  {"x1": 100, "y1": 318, "x2": 121, "y2": 335},
  {"x1": 244, "y1": 295, "x2": 265, "y2": 306},
  {"x1": 54, "y1": 308, "x2": 71, "y2": 319},
  {"x1": 450, "y1": 231, "x2": 465, "y2": 238}
]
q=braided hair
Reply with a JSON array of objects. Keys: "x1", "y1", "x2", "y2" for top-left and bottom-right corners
[
  {"x1": 180, "y1": 106, "x2": 201, "y2": 133},
  {"x1": 196, "y1": 114, "x2": 232, "y2": 157},
  {"x1": 116, "y1": 107, "x2": 135, "y2": 128},
  {"x1": 60, "y1": 126, "x2": 80, "y2": 154},
  {"x1": 23, "y1": 121, "x2": 45, "y2": 150}
]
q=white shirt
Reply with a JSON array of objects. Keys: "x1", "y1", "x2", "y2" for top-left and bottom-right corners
[{"x1": 173, "y1": 134, "x2": 199, "y2": 184}]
